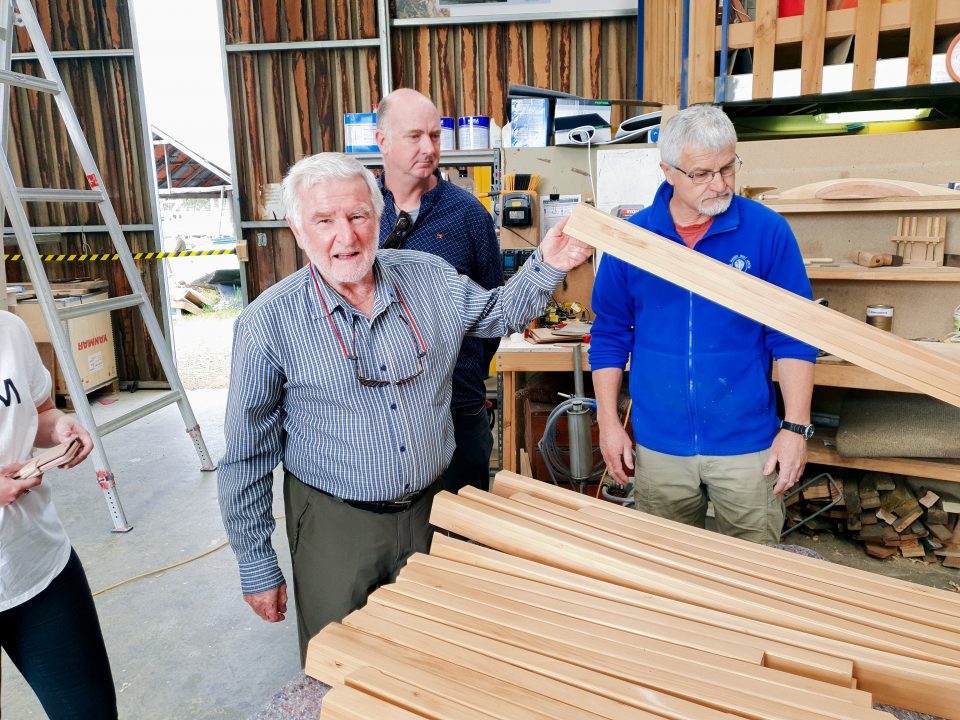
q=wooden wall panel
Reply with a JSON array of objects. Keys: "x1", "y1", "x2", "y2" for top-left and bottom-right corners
[
  {"x1": 227, "y1": 47, "x2": 381, "y2": 298},
  {"x1": 391, "y1": 17, "x2": 638, "y2": 129},
  {"x1": 3, "y1": 1, "x2": 163, "y2": 383},
  {"x1": 222, "y1": 0, "x2": 378, "y2": 43}
]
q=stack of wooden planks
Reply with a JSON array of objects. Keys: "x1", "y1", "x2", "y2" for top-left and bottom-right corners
[
  {"x1": 307, "y1": 471, "x2": 960, "y2": 719},
  {"x1": 786, "y1": 472, "x2": 960, "y2": 566}
]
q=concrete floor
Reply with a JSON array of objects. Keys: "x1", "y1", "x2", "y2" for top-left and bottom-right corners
[
  {"x1": 4, "y1": 386, "x2": 959, "y2": 718},
  {"x1": 2, "y1": 388, "x2": 301, "y2": 719}
]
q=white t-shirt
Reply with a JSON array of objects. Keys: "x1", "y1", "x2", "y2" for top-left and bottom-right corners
[{"x1": 0, "y1": 311, "x2": 71, "y2": 611}]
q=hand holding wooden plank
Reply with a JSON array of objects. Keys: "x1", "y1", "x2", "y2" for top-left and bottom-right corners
[
  {"x1": 563, "y1": 203, "x2": 960, "y2": 409},
  {"x1": 12, "y1": 438, "x2": 83, "y2": 480}
]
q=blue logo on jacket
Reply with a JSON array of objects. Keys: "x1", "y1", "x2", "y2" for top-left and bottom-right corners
[{"x1": 730, "y1": 254, "x2": 752, "y2": 272}]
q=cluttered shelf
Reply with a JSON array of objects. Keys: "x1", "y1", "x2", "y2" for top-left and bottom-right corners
[{"x1": 805, "y1": 264, "x2": 960, "y2": 281}]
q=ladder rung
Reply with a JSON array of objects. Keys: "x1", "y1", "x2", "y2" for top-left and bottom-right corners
[
  {"x1": 18, "y1": 188, "x2": 104, "y2": 203},
  {"x1": 0, "y1": 68, "x2": 59, "y2": 94},
  {"x1": 96, "y1": 391, "x2": 184, "y2": 436},
  {"x1": 57, "y1": 294, "x2": 146, "y2": 321}
]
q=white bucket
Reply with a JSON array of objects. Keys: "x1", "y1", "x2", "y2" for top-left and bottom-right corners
[
  {"x1": 458, "y1": 116, "x2": 490, "y2": 150},
  {"x1": 440, "y1": 117, "x2": 455, "y2": 150}
]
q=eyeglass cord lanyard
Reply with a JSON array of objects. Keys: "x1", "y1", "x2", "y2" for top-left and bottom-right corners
[{"x1": 309, "y1": 264, "x2": 428, "y2": 361}]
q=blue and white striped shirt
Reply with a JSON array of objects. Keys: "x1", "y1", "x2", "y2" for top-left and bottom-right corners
[{"x1": 218, "y1": 248, "x2": 563, "y2": 594}]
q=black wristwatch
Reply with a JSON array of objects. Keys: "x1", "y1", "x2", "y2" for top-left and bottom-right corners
[{"x1": 780, "y1": 420, "x2": 815, "y2": 439}]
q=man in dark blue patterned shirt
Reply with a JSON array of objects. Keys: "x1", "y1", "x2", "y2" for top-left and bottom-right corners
[{"x1": 375, "y1": 88, "x2": 503, "y2": 496}]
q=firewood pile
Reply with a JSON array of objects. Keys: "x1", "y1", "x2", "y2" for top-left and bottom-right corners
[
  {"x1": 785, "y1": 471, "x2": 960, "y2": 567},
  {"x1": 309, "y1": 471, "x2": 960, "y2": 720}
]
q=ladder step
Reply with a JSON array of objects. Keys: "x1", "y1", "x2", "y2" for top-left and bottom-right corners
[
  {"x1": 17, "y1": 188, "x2": 104, "y2": 203},
  {"x1": 0, "y1": 68, "x2": 59, "y2": 94},
  {"x1": 57, "y1": 294, "x2": 146, "y2": 321},
  {"x1": 96, "y1": 391, "x2": 184, "y2": 437}
]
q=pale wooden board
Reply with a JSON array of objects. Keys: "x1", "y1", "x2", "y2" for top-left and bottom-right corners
[
  {"x1": 456, "y1": 488, "x2": 960, "y2": 658},
  {"x1": 852, "y1": 0, "x2": 881, "y2": 90},
  {"x1": 497, "y1": 490, "x2": 960, "y2": 631},
  {"x1": 563, "y1": 203, "x2": 960, "y2": 407},
  {"x1": 767, "y1": 178, "x2": 958, "y2": 201},
  {"x1": 491, "y1": 471, "x2": 960, "y2": 614},
  {"x1": 404, "y1": 552, "x2": 856, "y2": 688},
  {"x1": 800, "y1": 1, "x2": 827, "y2": 96},
  {"x1": 321, "y1": 685, "x2": 428, "y2": 720},
  {"x1": 342, "y1": 608, "x2": 690, "y2": 720},
  {"x1": 428, "y1": 532, "x2": 960, "y2": 720},
  {"x1": 907, "y1": 0, "x2": 936, "y2": 85},
  {"x1": 752, "y1": 0, "x2": 778, "y2": 99},
  {"x1": 387, "y1": 569, "x2": 874, "y2": 710},
  {"x1": 369, "y1": 585, "x2": 876, "y2": 720}
]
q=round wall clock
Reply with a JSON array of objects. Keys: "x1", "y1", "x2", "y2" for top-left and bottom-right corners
[{"x1": 948, "y1": 33, "x2": 960, "y2": 83}]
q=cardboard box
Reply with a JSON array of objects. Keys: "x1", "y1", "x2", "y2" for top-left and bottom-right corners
[{"x1": 14, "y1": 291, "x2": 118, "y2": 395}]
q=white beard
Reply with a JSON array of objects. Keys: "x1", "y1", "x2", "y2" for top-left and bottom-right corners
[{"x1": 698, "y1": 192, "x2": 733, "y2": 217}]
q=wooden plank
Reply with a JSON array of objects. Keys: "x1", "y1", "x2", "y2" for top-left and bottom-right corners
[
  {"x1": 352, "y1": 604, "x2": 740, "y2": 720},
  {"x1": 800, "y1": 1, "x2": 827, "y2": 95},
  {"x1": 852, "y1": 0, "x2": 881, "y2": 90},
  {"x1": 491, "y1": 472, "x2": 960, "y2": 613},
  {"x1": 321, "y1": 685, "x2": 428, "y2": 720},
  {"x1": 563, "y1": 203, "x2": 960, "y2": 408},
  {"x1": 688, "y1": 0, "x2": 716, "y2": 104},
  {"x1": 311, "y1": 620, "x2": 615, "y2": 720},
  {"x1": 458, "y1": 488, "x2": 960, "y2": 649},
  {"x1": 404, "y1": 553, "x2": 856, "y2": 688},
  {"x1": 907, "y1": 0, "x2": 937, "y2": 85},
  {"x1": 389, "y1": 568, "x2": 874, "y2": 710},
  {"x1": 371, "y1": 585, "x2": 878, "y2": 720},
  {"x1": 345, "y1": 667, "x2": 535, "y2": 720},
  {"x1": 501, "y1": 490, "x2": 960, "y2": 628},
  {"x1": 720, "y1": 1, "x2": 960, "y2": 50},
  {"x1": 806, "y1": 442, "x2": 960, "y2": 483},
  {"x1": 428, "y1": 534, "x2": 960, "y2": 720},
  {"x1": 751, "y1": 0, "x2": 778, "y2": 100},
  {"x1": 431, "y1": 492, "x2": 960, "y2": 667},
  {"x1": 339, "y1": 610, "x2": 690, "y2": 720}
]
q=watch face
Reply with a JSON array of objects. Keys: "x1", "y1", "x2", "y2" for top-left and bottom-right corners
[
  {"x1": 949, "y1": 33, "x2": 960, "y2": 84},
  {"x1": 804, "y1": 425, "x2": 815, "y2": 439}
]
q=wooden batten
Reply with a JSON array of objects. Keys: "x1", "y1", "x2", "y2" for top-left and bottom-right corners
[
  {"x1": 502, "y1": 490, "x2": 960, "y2": 632},
  {"x1": 342, "y1": 609, "x2": 667, "y2": 720},
  {"x1": 563, "y1": 203, "x2": 960, "y2": 408},
  {"x1": 491, "y1": 471, "x2": 960, "y2": 615},
  {"x1": 378, "y1": 579, "x2": 877, "y2": 718},
  {"x1": 453, "y1": 488, "x2": 960, "y2": 662},
  {"x1": 404, "y1": 552, "x2": 855, "y2": 688},
  {"x1": 428, "y1": 497, "x2": 960, "y2": 719},
  {"x1": 321, "y1": 685, "x2": 429, "y2": 720}
]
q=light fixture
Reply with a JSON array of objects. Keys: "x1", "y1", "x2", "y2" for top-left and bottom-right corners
[{"x1": 814, "y1": 108, "x2": 932, "y2": 124}]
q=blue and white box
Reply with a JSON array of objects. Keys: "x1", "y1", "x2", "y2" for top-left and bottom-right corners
[
  {"x1": 344, "y1": 112, "x2": 378, "y2": 153},
  {"x1": 510, "y1": 97, "x2": 549, "y2": 148}
]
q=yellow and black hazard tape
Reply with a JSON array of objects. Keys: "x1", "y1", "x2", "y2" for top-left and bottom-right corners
[{"x1": 3, "y1": 249, "x2": 237, "y2": 262}]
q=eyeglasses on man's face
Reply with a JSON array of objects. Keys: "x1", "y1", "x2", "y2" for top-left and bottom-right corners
[
  {"x1": 669, "y1": 155, "x2": 742, "y2": 184},
  {"x1": 382, "y1": 210, "x2": 413, "y2": 250}
]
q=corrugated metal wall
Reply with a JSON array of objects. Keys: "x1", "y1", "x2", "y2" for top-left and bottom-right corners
[
  {"x1": 223, "y1": 1, "x2": 640, "y2": 300},
  {"x1": 3, "y1": 0, "x2": 163, "y2": 383}
]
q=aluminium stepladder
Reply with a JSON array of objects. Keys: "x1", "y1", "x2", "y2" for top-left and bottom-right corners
[{"x1": 0, "y1": 0, "x2": 215, "y2": 532}]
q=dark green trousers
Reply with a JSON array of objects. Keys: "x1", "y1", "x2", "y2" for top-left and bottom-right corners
[{"x1": 283, "y1": 471, "x2": 438, "y2": 666}]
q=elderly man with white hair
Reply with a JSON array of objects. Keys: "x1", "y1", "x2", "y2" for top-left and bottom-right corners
[
  {"x1": 590, "y1": 104, "x2": 817, "y2": 545},
  {"x1": 218, "y1": 152, "x2": 592, "y2": 664}
]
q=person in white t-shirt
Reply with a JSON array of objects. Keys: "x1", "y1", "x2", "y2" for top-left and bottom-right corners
[{"x1": 0, "y1": 311, "x2": 117, "y2": 718}]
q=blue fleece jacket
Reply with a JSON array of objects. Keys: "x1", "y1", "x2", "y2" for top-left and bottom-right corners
[{"x1": 589, "y1": 181, "x2": 818, "y2": 457}]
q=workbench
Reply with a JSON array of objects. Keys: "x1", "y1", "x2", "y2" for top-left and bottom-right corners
[{"x1": 495, "y1": 337, "x2": 960, "y2": 483}]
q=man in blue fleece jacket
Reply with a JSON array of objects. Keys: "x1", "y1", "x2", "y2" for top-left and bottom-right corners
[{"x1": 589, "y1": 104, "x2": 817, "y2": 544}]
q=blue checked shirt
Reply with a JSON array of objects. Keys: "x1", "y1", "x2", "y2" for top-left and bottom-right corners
[
  {"x1": 378, "y1": 172, "x2": 503, "y2": 412},
  {"x1": 218, "y1": 249, "x2": 563, "y2": 594}
]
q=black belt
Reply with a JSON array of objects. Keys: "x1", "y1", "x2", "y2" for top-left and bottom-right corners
[{"x1": 319, "y1": 482, "x2": 436, "y2": 514}]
